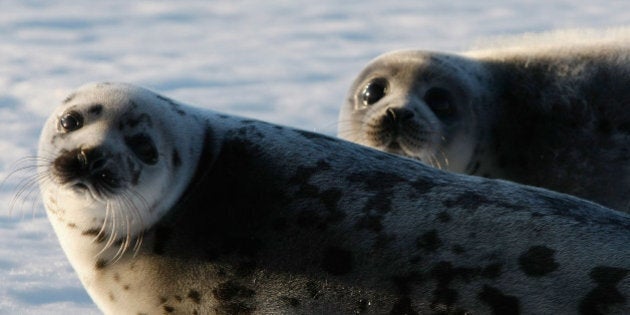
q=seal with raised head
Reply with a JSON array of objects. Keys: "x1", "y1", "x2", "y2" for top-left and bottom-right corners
[
  {"x1": 338, "y1": 43, "x2": 630, "y2": 212},
  {"x1": 38, "y1": 82, "x2": 629, "y2": 314}
]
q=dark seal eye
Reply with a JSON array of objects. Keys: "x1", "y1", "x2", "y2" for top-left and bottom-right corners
[
  {"x1": 361, "y1": 78, "x2": 388, "y2": 107},
  {"x1": 60, "y1": 111, "x2": 84, "y2": 132},
  {"x1": 125, "y1": 134, "x2": 158, "y2": 165},
  {"x1": 424, "y1": 87, "x2": 456, "y2": 118}
]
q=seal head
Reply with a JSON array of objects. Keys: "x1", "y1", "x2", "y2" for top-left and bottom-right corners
[{"x1": 339, "y1": 50, "x2": 492, "y2": 173}]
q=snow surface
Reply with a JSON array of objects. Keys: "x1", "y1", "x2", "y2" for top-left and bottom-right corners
[{"x1": 0, "y1": 0, "x2": 628, "y2": 313}]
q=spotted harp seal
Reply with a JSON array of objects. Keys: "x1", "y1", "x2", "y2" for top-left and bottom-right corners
[
  {"x1": 38, "y1": 82, "x2": 629, "y2": 314},
  {"x1": 339, "y1": 42, "x2": 630, "y2": 212}
]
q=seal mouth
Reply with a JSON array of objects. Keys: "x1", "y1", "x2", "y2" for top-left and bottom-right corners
[
  {"x1": 386, "y1": 141, "x2": 403, "y2": 151},
  {"x1": 65, "y1": 176, "x2": 121, "y2": 200},
  {"x1": 52, "y1": 148, "x2": 126, "y2": 199}
]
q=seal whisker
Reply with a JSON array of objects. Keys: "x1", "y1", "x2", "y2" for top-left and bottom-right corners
[
  {"x1": 36, "y1": 81, "x2": 630, "y2": 314},
  {"x1": 93, "y1": 201, "x2": 113, "y2": 257},
  {"x1": 339, "y1": 47, "x2": 630, "y2": 212},
  {"x1": 125, "y1": 188, "x2": 147, "y2": 257},
  {"x1": 9, "y1": 168, "x2": 49, "y2": 217}
]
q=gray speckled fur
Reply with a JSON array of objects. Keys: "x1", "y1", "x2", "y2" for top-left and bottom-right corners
[
  {"x1": 339, "y1": 48, "x2": 630, "y2": 213},
  {"x1": 40, "y1": 83, "x2": 629, "y2": 314}
]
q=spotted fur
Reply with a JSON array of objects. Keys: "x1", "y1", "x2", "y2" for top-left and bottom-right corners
[
  {"x1": 39, "y1": 83, "x2": 629, "y2": 314},
  {"x1": 339, "y1": 38, "x2": 630, "y2": 213}
]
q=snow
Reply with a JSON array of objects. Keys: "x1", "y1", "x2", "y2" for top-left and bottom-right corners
[{"x1": 0, "y1": 0, "x2": 627, "y2": 313}]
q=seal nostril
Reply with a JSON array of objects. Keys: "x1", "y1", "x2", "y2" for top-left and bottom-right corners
[
  {"x1": 385, "y1": 108, "x2": 414, "y2": 125},
  {"x1": 385, "y1": 108, "x2": 397, "y2": 123},
  {"x1": 90, "y1": 157, "x2": 107, "y2": 172},
  {"x1": 398, "y1": 108, "x2": 414, "y2": 120}
]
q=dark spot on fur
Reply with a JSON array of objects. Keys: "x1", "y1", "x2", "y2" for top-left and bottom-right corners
[
  {"x1": 272, "y1": 217, "x2": 288, "y2": 231},
  {"x1": 234, "y1": 125, "x2": 265, "y2": 139},
  {"x1": 416, "y1": 230, "x2": 442, "y2": 252},
  {"x1": 174, "y1": 295, "x2": 183, "y2": 302},
  {"x1": 125, "y1": 133, "x2": 158, "y2": 165},
  {"x1": 212, "y1": 281, "x2": 255, "y2": 314},
  {"x1": 153, "y1": 226, "x2": 172, "y2": 255},
  {"x1": 295, "y1": 129, "x2": 337, "y2": 142},
  {"x1": 452, "y1": 245, "x2": 465, "y2": 255},
  {"x1": 409, "y1": 255, "x2": 422, "y2": 264},
  {"x1": 481, "y1": 263, "x2": 503, "y2": 279},
  {"x1": 157, "y1": 94, "x2": 186, "y2": 116},
  {"x1": 364, "y1": 192, "x2": 393, "y2": 214},
  {"x1": 172, "y1": 149, "x2": 181, "y2": 168},
  {"x1": 410, "y1": 178, "x2": 434, "y2": 195},
  {"x1": 88, "y1": 104, "x2": 103, "y2": 116},
  {"x1": 295, "y1": 182, "x2": 320, "y2": 198},
  {"x1": 347, "y1": 171, "x2": 405, "y2": 190},
  {"x1": 291, "y1": 163, "x2": 344, "y2": 229},
  {"x1": 389, "y1": 297, "x2": 418, "y2": 315},
  {"x1": 159, "y1": 296, "x2": 167, "y2": 304},
  {"x1": 67, "y1": 223, "x2": 76, "y2": 228},
  {"x1": 280, "y1": 296, "x2": 301, "y2": 307},
  {"x1": 430, "y1": 262, "x2": 461, "y2": 308},
  {"x1": 321, "y1": 246, "x2": 354, "y2": 276},
  {"x1": 437, "y1": 211, "x2": 451, "y2": 223},
  {"x1": 124, "y1": 113, "x2": 153, "y2": 129},
  {"x1": 356, "y1": 298, "x2": 369, "y2": 314},
  {"x1": 579, "y1": 266, "x2": 629, "y2": 314},
  {"x1": 123, "y1": 285, "x2": 130, "y2": 290},
  {"x1": 108, "y1": 291, "x2": 115, "y2": 301},
  {"x1": 163, "y1": 305, "x2": 174, "y2": 313},
  {"x1": 429, "y1": 261, "x2": 500, "y2": 310},
  {"x1": 518, "y1": 245, "x2": 559, "y2": 277},
  {"x1": 355, "y1": 214, "x2": 384, "y2": 232},
  {"x1": 289, "y1": 160, "x2": 331, "y2": 184},
  {"x1": 442, "y1": 191, "x2": 490, "y2": 210},
  {"x1": 354, "y1": 192, "x2": 395, "y2": 246},
  {"x1": 392, "y1": 273, "x2": 423, "y2": 295},
  {"x1": 213, "y1": 281, "x2": 255, "y2": 300},
  {"x1": 478, "y1": 285, "x2": 520, "y2": 314},
  {"x1": 618, "y1": 121, "x2": 630, "y2": 134},
  {"x1": 597, "y1": 119, "x2": 613, "y2": 135},
  {"x1": 374, "y1": 233, "x2": 396, "y2": 248},
  {"x1": 296, "y1": 210, "x2": 324, "y2": 229},
  {"x1": 95, "y1": 259, "x2": 108, "y2": 270},
  {"x1": 320, "y1": 189, "x2": 342, "y2": 213}
]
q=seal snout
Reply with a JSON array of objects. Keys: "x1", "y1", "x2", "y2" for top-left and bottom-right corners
[
  {"x1": 378, "y1": 107, "x2": 416, "y2": 140},
  {"x1": 53, "y1": 147, "x2": 122, "y2": 194},
  {"x1": 383, "y1": 107, "x2": 415, "y2": 131}
]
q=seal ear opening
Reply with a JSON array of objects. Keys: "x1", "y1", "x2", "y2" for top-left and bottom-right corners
[{"x1": 424, "y1": 87, "x2": 456, "y2": 119}]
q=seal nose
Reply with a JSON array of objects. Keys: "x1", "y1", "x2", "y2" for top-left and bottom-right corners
[
  {"x1": 53, "y1": 147, "x2": 112, "y2": 183},
  {"x1": 85, "y1": 148, "x2": 107, "y2": 173},
  {"x1": 382, "y1": 107, "x2": 415, "y2": 131}
]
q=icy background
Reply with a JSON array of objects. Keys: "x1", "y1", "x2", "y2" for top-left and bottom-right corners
[{"x1": 0, "y1": 1, "x2": 628, "y2": 313}]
